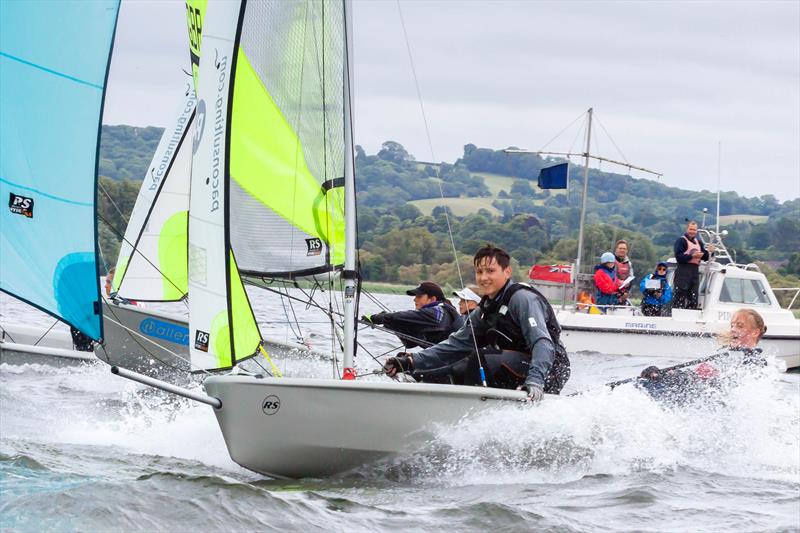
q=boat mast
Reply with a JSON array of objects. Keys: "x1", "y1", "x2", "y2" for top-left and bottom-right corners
[
  {"x1": 504, "y1": 108, "x2": 662, "y2": 302},
  {"x1": 341, "y1": 0, "x2": 357, "y2": 379},
  {"x1": 574, "y1": 107, "x2": 593, "y2": 297}
]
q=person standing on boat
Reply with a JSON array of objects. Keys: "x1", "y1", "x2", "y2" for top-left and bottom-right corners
[
  {"x1": 384, "y1": 245, "x2": 571, "y2": 401},
  {"x1": 453, "y1": 285, "x2": 481, "y2": 316},
  {"x1": 362, "y1": 281, "x2": 463, "y2": 349},
  {"x1": 594, "y1": 252, "x2": 622, "y2": 311},
  {"x1": 613, "y1": 239, "x2": 634, "y2": 301},
  {"x1": 639, "y1": 262, "x2": 672, "y2": 316},
  {"x1": 672, "y1": 221, "x2": 715, "y2": 309}
]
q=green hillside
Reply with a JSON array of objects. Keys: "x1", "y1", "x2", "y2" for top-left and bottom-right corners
[{"x1": 97, "y1": 135, "x2": 800, "y2": 297}]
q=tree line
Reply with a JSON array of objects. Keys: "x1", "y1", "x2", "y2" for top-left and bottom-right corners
[{"x1": 97, "y1": 132, "x2": 799, "y2": 301}]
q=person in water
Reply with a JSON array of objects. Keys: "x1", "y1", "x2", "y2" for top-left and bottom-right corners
[
  {"x1": 362, "y1": 281, "x2": 463, "y2": 349},
  {"x1": 672, "y1": 221, "x2": 715, "y2": 310},
  {"x1": 639, "y1": 262, "x2": 672, "y2": 316},
  {"x1": 594, "y1": 252, "x2": 623, "y2": 311},
  {"x1": 638, "y1": 309, "x2": 768, "y2": 403},
  {"x1": 452, "y1": 285, "x2": 481, "y2": 316},
  {"x1": 383, "y1": 245, "x2": 571, "y2": 401}
]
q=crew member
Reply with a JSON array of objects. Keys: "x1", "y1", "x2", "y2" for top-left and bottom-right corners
[
  {"x1": 453, "y1": 285, "x2": 481, "y2": 316},
  {"x1": 638, "y1": 309, "x2": 768, "y2": 404},
  {"x1": 594, "y1": 252, "x2": 622, "y2": 311},
  {"x1": 639, "y1": 262, "x2": 672, "y2": 316},
  {"x1": 672, "y1": 221, "x2": 715, "y2": 309},
  {"x1": 384, "y1": 245, "x2": 571, "y2": 401},
  {"x1": 363, "y1": 281, "x2": 462, "y2": 349},
  {"x1": 613, "y1": 239, "x2": 634, "y2": 300}
]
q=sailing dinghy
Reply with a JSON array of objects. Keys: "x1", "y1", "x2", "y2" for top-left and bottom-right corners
[{"x1": 124, "y1": 0, "x2": 531, "y2": 479}]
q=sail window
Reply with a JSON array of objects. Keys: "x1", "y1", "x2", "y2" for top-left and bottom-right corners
[{"x1": 719, "y1": 277, "x2": 771, "y2": 306}]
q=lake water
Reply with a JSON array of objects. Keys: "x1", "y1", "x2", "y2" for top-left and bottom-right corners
[{"x1": 2, "y1": 288, "x2": 799, "y2": 531}]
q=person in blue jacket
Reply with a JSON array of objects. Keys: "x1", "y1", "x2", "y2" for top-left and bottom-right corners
[{"x1": 639, "y1": 262, "x2": 673, "y2": 316}]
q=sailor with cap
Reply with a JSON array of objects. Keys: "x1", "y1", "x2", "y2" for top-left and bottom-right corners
[
  {"x1": 453, "y1": 285, "x2": 481, "y2": 316},
  {"x1": 362, "y1": 281, "x2": 463, "y2": 349}
]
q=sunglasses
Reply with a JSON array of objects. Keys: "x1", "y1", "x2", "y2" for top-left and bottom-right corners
[{"x1": 657, "y1": 267, "x2": 667, "y2": 272}]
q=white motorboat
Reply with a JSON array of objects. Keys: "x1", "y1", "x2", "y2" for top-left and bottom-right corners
[{"x1": 545, "y1": 230, "x2": 800, "y2": 369}]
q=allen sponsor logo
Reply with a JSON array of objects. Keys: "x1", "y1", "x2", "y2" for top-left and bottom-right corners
[
  {"x1": 8, "y1": 193, "x2": 33, "y2": 218},
  {"x1": 139, "y1": 318, "x2": 190, "y2": 346}
]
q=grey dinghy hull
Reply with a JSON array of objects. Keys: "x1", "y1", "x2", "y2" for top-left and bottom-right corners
[
  {"x1": 203, "y1": 376, "x2": 531, "y2": 478},
  {"x1": 1, "y1": 301, "x2": 314, "y2": 376}
]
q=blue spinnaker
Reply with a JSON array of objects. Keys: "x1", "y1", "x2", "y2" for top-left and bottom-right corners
[{"x1": 0, "y1": 0, "x2": 120, "y2": 340}]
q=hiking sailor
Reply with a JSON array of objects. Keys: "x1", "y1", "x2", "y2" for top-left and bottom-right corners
[
  {"x1": 637, "y1": 309, "x2": 768, "y2": 403},
  {"x1": 362, "y1": 281, "x2": 463, "y2": 349},
  {"x1": 384, "y1": 245, "x2": 571, "y2": 401}
]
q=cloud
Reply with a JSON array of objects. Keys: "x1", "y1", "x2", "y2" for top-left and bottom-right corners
[{"x1": 103, "y1": 0, "x2": 800, "y2": 201}]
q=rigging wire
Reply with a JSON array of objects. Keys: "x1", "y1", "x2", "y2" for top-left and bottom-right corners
[
  {"x1": 395, "y1": 0, "x2": 466, "y2": 290},
  {"x1": 96, "y1": 211, "x2": 187, "y2": 305},
  {"x1": 538, "y1": 111, "x2": 586, "y2": 153},
  {"x1": 595, "y1": 114, "x2": 629, "y2": 166},
  {"x1": 396, "y1": 0, "x2": 489, "y2": 385}
]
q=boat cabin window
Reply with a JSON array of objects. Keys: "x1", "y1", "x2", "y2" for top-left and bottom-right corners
[{"x1": 718, "y1": 277, "x2": 771, "y2": 306}]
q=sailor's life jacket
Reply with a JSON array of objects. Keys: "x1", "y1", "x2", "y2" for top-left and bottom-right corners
[
  {"x1": 471, "y1": 283, "x2": 571, "y2": 393},
  {"x1": 372, "y1": 301, "x2": 463, "y2": 349}
]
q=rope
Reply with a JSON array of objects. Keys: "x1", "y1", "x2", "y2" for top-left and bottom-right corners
[{"x1": 258, "y1": 344, "x2": 282, "y2": 377}]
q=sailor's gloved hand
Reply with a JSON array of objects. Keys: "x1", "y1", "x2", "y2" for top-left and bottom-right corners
[
  {"x1": 360, "y1": 314, "x2": 374, "y2": 324},
  {"x1": 518, "y1": 382, "x2": 544, "y2": 402},
  {"x1": 365, "y1": 311, "x2": 388, "y2": 325},
  {"x1": 383, "y1": 353, "x2": 413, "y2": 378},
  {"x1": 640, "y1": 365, "x2": 662, "y2": 381}
]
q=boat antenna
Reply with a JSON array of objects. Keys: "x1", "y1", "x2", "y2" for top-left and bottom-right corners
[{"x1": 716, "y1": 140, "x2": 722, "y2": 235}]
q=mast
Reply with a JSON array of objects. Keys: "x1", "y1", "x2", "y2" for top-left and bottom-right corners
[
  {"x1": 341, "y1": 0, "x2": 357, "y2": 379},
  {"x1": 574, "y1": 108, "x2": 593, "y2": 297}
]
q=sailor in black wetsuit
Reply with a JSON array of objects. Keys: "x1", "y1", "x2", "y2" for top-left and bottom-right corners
[
  {"x1": 638, "y1": 309, "x2": 769, "y2": 405},
  {"x1": 364, "y1": 281, "x2": 463, "y2": 349},
  {"x1": 384, "y1": 245, "x2": 570, "y2": 401}
]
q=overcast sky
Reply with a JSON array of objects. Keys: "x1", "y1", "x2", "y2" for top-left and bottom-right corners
[{"x1": 104, "y1": 0, "x2": 800, "y2": 202}]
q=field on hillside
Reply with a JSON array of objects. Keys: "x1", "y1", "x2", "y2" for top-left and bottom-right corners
[
  {"x1": 719, "y1": 214, "x2": 769, "y2": 225},
  {"x1": 410, "y1": 197, "x2": 501, "y2": 216},
  {"x1": 409, "y1": 170, "x2": 555, "y2": 216}
]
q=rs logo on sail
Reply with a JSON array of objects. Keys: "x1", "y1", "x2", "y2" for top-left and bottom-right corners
[{"x1": 8, "y1": 193, "x2": 34, "y2": 218}]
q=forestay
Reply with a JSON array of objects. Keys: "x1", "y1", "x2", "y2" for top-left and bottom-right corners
[
  {"x1": 113, "y1": 88, "x2": 196, "y2": 302},
  {"x1": 0, "y1": 0, "x2": 120, "y2": 340},
  {"x1": 186, "y1": 0, "x2": 348, "y2": 371}
]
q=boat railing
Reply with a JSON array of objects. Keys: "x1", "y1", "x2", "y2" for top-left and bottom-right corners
[
  {"x1": 771, "y1": 287, "x2": 800, "y2": 310},
  {"x1": 724, "y1": 262, "x2": 762, "y2": 272}
]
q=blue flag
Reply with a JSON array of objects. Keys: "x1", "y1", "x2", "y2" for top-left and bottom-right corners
[{"x1": 538, "y1": 162, "x2": 569, "y2": 189}]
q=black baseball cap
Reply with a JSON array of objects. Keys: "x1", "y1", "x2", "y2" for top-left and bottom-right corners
[{"x1": 406, "y1": 281, "x2": 445, "y2": 301}]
